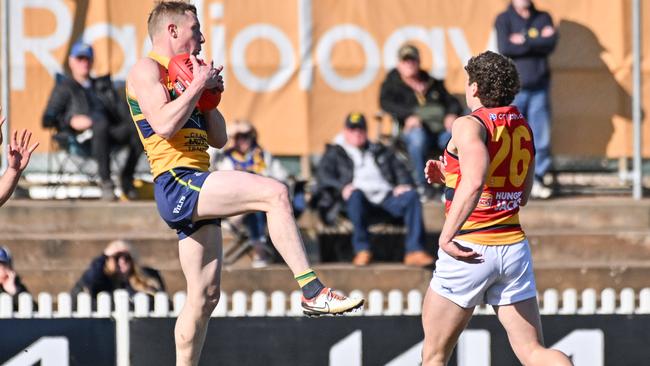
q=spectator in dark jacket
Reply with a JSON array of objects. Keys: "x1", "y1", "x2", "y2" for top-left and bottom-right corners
[
  {"x1": 314, "y1": 113, "x2": 434, "y2": 267},
  {"x1": 496, "y1": 0, "x2": 557, "y2": 199},
  {"x1": 71, "y1": 240, "x2": 165, "y2": 304},
  {"x1": 0, "y1": 246, "x2": 30, "y2": 308},
  {"x1": 380, "y1": 44, "x2": 463, "y2": 191},
  {"x1": 42, "y1": 42, "x2": 143, "y2": 200}
]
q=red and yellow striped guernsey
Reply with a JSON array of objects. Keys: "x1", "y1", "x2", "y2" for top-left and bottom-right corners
[
  {"x1": 443, "y1": 106, "x2": 535, "y2": 245},
  {"x1": 125, "y1": 51, "x2": 210, "y2": 178}
]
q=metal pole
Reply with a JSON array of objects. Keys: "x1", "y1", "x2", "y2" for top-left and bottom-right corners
[
  {"x1": 0, "y1": 0, "x2": 9, "y2": 174},
  {"x1": 632, "y1": 0, "x2": 643, "y2": 199}
]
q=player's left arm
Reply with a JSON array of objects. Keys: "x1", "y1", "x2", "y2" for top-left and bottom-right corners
[
  {"x1": 205, "y1": 109, "x2": 227, "y2": 148},
  {"x1": 438, "y1": 116, "x2": 489, "y2": 262}
]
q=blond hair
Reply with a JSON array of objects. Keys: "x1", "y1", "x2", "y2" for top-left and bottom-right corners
[
  {"x1": 147, "y1": 1, "x2": 197, "y2": 39},
  {"x1": 104, "y1": 240, "x2": 163, "y2": 296}
]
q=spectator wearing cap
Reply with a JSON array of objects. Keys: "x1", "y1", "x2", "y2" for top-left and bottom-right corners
[
  {"x1": 0, "y1": 246, "x2": 30, "y2": 307},
  {"x1": 313, "y1": 113, "x2": 434, "y2": 267},
  {"x1": 71, "y1": 240, "x2": 165, "y2": 305},
  {"x1": 495, "y1": 0, "x2": 557, "y2": 199},
  {"x1": 379, "y1": 43, "x2": 463, "y2": 196},
  {"x1": 42, "y1": 41, "x2": 144, "y2": 200},
  {"x1": 214, "y1": 120, "x2": 295, "y2": 267}
]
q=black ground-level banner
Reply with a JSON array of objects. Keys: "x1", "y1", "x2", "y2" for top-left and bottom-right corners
[
  {"x1": 129, "y1": 315, "x2": 650, "y2": 366},
  {"x1": 0, "y1": 319, "x2": 116, "y2": 366}
]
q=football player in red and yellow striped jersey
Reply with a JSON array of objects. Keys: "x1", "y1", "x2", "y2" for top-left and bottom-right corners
[{"x1": 421, "y1": 51, "x2": 571, "y2": 366}]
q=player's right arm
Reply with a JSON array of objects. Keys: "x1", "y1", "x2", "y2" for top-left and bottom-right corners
[
  {"x1": 438, "y1": 116, "x2": 488, "y2": 262},
  {"x1": 127, "y1": 56, "x2": 211, "y2": 139}
]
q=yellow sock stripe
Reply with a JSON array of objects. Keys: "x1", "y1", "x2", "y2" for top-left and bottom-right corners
[
  {"x1": 295, "y1": 269, "x2": 317, "y2": 288},
  {"x1": 169, "y1": 169, "x2": 202, "y2": 192}
]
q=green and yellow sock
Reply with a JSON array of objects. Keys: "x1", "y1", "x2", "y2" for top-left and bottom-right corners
[{"x1": 295, "y1": 269, "x2": 325, "y2": 299}]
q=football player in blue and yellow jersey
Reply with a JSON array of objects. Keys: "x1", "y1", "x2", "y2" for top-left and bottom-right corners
[{"x1": 125, "y1": 2, "x2": 363, "y2": 365}]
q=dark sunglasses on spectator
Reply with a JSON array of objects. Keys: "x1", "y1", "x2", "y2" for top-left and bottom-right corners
[
  {"x1": 111, "y1": 252, "x2": 132, "y2": 261},
  {"x1": 235, "y1": 132, "x2": 252, "y2": 140}
]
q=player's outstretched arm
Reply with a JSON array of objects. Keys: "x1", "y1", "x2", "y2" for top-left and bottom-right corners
[
  {"x1": 0, "y1": 128, "x2": 39, "y2": 206},
  {"x1": 438, "y1": 116, "x2": 488, "y2": 262},
  {"x1": 127, "y1": 56, "x2": 211, "y2": 139}
]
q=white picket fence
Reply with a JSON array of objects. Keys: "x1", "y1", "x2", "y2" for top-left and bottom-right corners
[
  {"x1": 2, "y1": 287, "x2": 650, "y2": 319},
  {"x1": 2, "y1": 287, "x2": 650, "y2": 366}
]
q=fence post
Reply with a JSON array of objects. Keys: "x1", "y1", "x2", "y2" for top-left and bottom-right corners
[
  {"x1": 56, "y1": 292, "x2": 72, "y2": 318},
  {"x1": 114, "y1": 290, "x2": 130, "y2": 366},
  {"x1": 153, "y1": 292, "x2": 170, "y2": 317},
  {"x1": 268, "y1": 291, "x2": 287, "y2": 316},
  {"x1": 96, "y1": 292, "x2": 112, "y2": 318},
  {"x1": 618, "y1": 288, "x2": 635, "y2": 314},
  {"x1": 638, "y1": 288, "x2": 650, "y2": 314},
  {"x1": 404, "y1": 289, "x2": 422, "y2": 315},
  {"x1": 366, "y1": 290, "x2": 384, "y2": 316},
  {"x1": 541, "y1": 289, "x2": 559, "y2": 315},
  {"x1": 15, "y1": 293, "x2": 33, "y2": 318},
  {"x1": 249, "y1": 291, "x2": 267, "y2": 317},
  {"x1": 229, "y1": 291, "x2": 248, "y2": 317},
  {"x1": 212, "y1": 291, "x2": 227, "y2": 317},
  {"x1": 134, "y1": 292, "x2": 150, "y2": 318},
  {"x1": 559, "y1": 288, "x2": 578, "y2": 315},
  {"x1": 384, "y1": 290, "x2": 404, "y2": 316},
  {"x1": 0, "y1": 293, "x2": 12, "y2": 318},
  {"x1": 75, "y1": 293, "x2": 92, "y2": 318},
  {"x1": 37, "y1": 292, "x2": 53, "y2": 318},
  {"x1": 579, "y1": 288, "x2": 597, "y2": 315},
  {"x1": 598, "y1": 288, "x2": 616, "y2": 314},
  {"x1": 173, "y1": 291, "x2": 186, "y2": 317},
  {"x1": 289, "y1": 290, "x2": 303, "y2": 316}
]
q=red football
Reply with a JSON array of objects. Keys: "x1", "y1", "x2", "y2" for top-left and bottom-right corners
[
  {"x1": 167, "y1": 53, "x2": 222, "y2": 111},
  {"x1": 167, "y1": 53, "x2": 194, "y2": 95},
  {"x1": 198, "y1": 88, "x2": 222, "y2": 112}
]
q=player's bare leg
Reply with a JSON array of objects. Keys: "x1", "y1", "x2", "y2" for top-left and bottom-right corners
[
  {"x1": 193, "y1": 170, "x2": 363, "y2": 315},
  {"x1": 421, "y1": 288, "x2": 474, "y2": 366},
  {"x1": 175, "y1": 224, "x2": 222, "y2": 366},
  {"x1": 494, "y1": 298, "x2": 573, "y2": 366},
  {"x1": 194, "y1": 170, "x2": 309, "y2": 272}
]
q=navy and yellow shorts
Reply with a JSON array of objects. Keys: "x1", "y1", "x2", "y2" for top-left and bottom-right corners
[{"x1": 154, "y1": 168, "x2": 221, "y2": 239}]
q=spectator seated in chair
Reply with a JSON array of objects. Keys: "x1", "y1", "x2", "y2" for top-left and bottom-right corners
[
  {"x1": 42, "y1": 41, "x2": 143, "y2": 200},
  {"x1": 312, "y1": 112, "x2": 434, "y2": 267},
  {"x1": 379, "y1": 43, "x2": 463, "y2": 197}
]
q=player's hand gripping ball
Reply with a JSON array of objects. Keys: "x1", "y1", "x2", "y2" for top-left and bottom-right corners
[{"x1": 167, "y1": 53, "x2": 222, "y2": 112}]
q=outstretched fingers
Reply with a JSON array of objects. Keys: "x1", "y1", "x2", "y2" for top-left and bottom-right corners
[
  {"x1": 28, "y1": 141, "x2": 40, "y2": 154},
  {"x1": 20, "y1": 129, "x2": 30, "y2": 149}
]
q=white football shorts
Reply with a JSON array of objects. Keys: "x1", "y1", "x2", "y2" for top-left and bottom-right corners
[{"x1": 430, "y1": 238, "x2": 537, "y2": 308}]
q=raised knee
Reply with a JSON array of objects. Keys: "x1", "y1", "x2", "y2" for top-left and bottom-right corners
[{"x1": 268, "y1": 181, "x2": 291, "y2": 207}]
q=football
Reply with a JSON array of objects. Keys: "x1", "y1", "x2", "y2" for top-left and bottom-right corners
[{"x1": 167, "y1": 53, "x2": 222, "y2": 111}]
